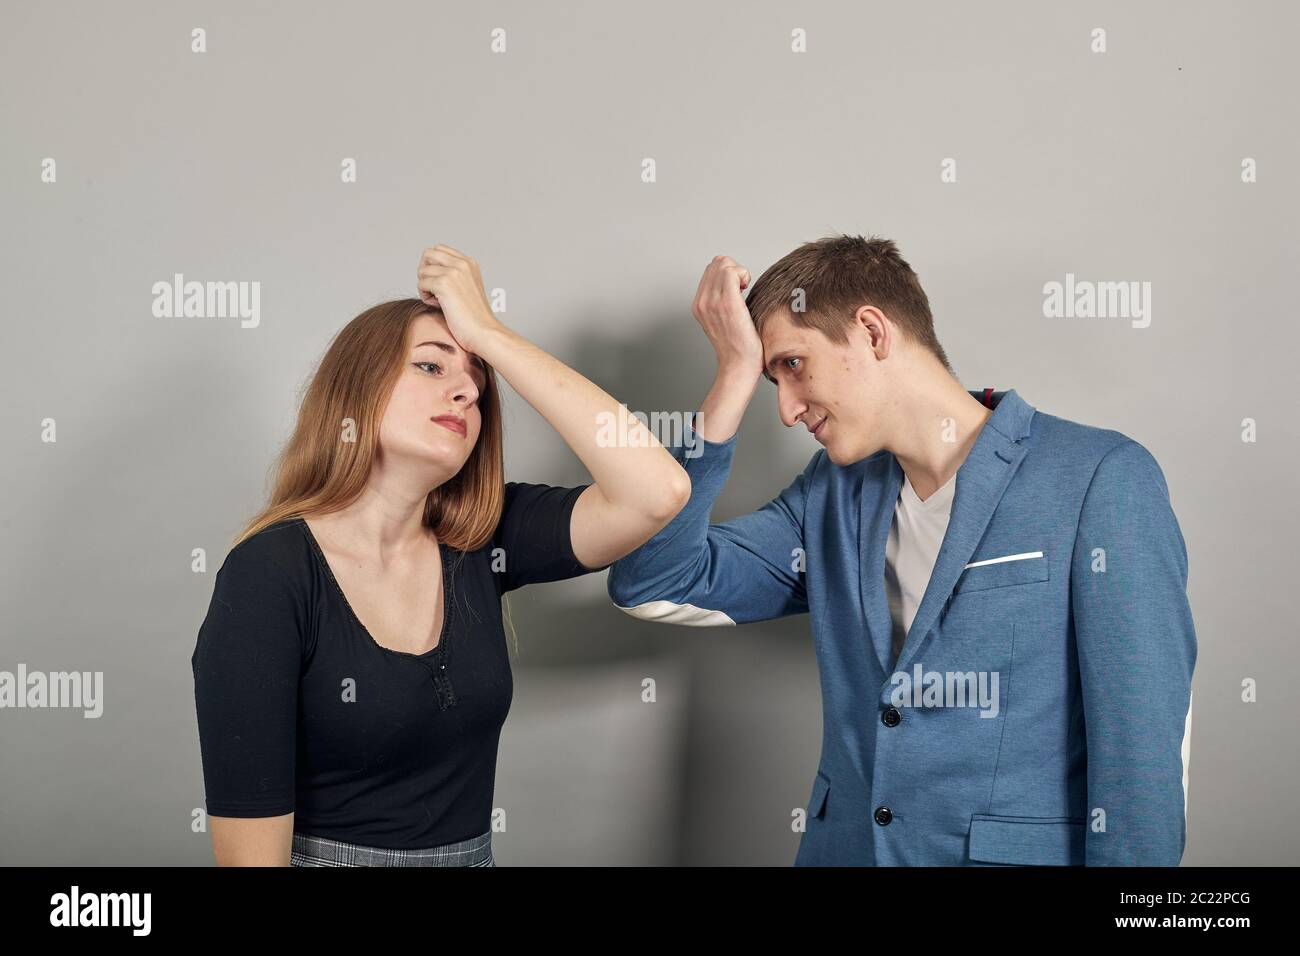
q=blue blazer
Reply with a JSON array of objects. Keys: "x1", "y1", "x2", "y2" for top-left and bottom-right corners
[{"x1": 608, "y1": 389, "x2": 1196, "y2": 866}]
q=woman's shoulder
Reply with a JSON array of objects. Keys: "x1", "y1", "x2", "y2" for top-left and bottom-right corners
[
  {"x1": 500, "y1": 480, "x2": 589, "y2": 513},
  {"x1": 218, "y1": 518, "x2": 312, "y2": 587},
  {"x1": 486, "y1": 481, "x2": 595, "y2": 591},
  {"x1": 494, "y1": 481, "x2": 588, "y2": 538},
  {"x1": 197, "y1": 519, "x2": 312, "y2": 660}
]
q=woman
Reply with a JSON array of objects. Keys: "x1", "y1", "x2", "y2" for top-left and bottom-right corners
[{"x1": 191, "y1": 244, "x2": 690, "y2": 866}]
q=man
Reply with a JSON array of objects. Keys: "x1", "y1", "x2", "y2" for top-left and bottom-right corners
[{"x1": 607, "y1": 235, "x2": 1196, "y2": 866}]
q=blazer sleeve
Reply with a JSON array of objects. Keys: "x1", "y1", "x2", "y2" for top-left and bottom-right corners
[
  {"x1": 191, "y1": 543, "x2": 305, "y2": 818},
  {"x1": 1071, "y1": 439, "x2": 1197, "y2": 865},
  {"x1": 606, "y1": 417, "x2": 813, "y2": 625}
]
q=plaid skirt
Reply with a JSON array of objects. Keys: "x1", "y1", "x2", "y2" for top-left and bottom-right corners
[{"x1": 290, "y1": 829, "x2": 495, "y2": 867}]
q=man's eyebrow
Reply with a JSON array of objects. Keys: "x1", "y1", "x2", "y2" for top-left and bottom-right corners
[{"x1": 764, "y1": 349, "x2": 797, "y2": 377}]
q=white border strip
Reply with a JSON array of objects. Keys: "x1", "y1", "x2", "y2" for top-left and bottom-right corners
[{"x1": 614, "y1": 600, "x2": 736, "y2": 627}]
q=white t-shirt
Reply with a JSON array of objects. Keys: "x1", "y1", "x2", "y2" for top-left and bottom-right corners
[{"x1": 884, "y1": 469, "x2": 957, "y2": 670}]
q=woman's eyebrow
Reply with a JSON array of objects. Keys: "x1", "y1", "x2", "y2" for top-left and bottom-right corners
[
  {"x1": 413, "y1": 339, "x2": 455, "y2": 353},
  {"x1": 414, "y1": 340, "x2": 487, "y2": 385}
]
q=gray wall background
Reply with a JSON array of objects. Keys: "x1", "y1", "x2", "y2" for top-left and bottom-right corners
[{"x1": 2, "y1": 0, "x2": 1296, "y2": 865}]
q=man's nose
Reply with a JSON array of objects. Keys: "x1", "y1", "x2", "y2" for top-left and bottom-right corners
[{"x1": 778, "y1": 389, "x2": 806, "y2": 428}]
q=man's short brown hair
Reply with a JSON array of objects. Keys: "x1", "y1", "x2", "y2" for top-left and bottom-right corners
[{"x1": 745, "y1": 234, "x2": 952, "y2": 374}]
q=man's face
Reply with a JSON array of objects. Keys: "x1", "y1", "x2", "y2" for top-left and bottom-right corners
[{"x1": 760, "y1": 307, "x2": 885, "y2": 466}]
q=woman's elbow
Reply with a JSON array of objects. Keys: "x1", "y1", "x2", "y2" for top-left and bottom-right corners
[{"x1": 648, "y1": 468, "x2": 691, "y2": 524}]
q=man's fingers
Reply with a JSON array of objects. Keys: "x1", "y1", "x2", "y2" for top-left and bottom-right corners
[{"x1": 714, "y1": 265, "x2": 746, "y2": 299}]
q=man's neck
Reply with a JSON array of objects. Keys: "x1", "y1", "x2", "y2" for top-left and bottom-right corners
[{"x1": 885, "y1": 378, "x2": 993, "y2": 502}]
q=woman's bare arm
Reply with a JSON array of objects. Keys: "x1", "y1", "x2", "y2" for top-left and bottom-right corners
[
  {"x1": 417, "y1": 245, "x2": 691, "y2": 570},
  {"x1": 209, "y1": 813, "x2": 294, "y2": 866}
]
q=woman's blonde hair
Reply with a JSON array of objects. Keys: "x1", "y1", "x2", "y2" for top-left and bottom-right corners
[{"x1": 232, "y1": 298, "x2": 505, "y2": 551}]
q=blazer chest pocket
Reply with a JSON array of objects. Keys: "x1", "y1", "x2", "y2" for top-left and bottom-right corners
[
  {"x1": 968, "y1": 813, "x2": 1085, "y2": 866},
  {"x1": 954, "y1": 551, "x2": 1049, "y2": 595}
]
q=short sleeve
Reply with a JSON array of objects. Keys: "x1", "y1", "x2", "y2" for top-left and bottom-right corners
[
  {"x1": 491, "y1": 481, "x2": 601, "y2": 593},
  {"x1": 191, "y1": 540, "x2": 305, "y2": 817}
]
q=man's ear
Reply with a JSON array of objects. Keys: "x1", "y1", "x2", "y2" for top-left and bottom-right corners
[{"x1": 854, "y1": 305, "x2": 890, "y2": 358}]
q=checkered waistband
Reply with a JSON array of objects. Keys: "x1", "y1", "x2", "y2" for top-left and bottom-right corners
[{"x1": 290, "y1": 829, "x2": 494, "y2": 867}]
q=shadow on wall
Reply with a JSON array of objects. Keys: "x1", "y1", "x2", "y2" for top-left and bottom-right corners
[{"x1": 496, "y1": 307, "x2": 824, "y2": 865}]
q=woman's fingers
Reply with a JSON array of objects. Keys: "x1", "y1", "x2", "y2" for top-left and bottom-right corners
[
  {"x1": 419, "y1": 246, "x2": 459, "y2": 269},
  {"x1": 421, "y1": 244, "x2": 470, "y2": 266}
]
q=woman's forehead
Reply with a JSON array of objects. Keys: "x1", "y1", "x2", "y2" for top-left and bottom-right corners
[
  {"x1": 410, "y1": 312, "x2": 468, "y2": 353},
  {"x1": 409, "y1": 313, "x2": 487, "y2": 383}
]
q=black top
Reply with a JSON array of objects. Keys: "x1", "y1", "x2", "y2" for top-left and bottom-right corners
[{"x1": 191, "y1": 481, "x2": 603, "y2": 850}]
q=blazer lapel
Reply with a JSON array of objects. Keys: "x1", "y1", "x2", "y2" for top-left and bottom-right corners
[
  {"x1": 858, "y1": 389, "x2": 1037, "y2": 675},
  {"x1": 893, "y1": 389, "x2": 1036, "y2": 674},
  {"x1": 859, "y1": 454, "x2": 903, "y2": 675}
]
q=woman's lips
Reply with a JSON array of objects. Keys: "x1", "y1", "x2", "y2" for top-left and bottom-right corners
[{"x1": 433, "y1": 417, "x2": 466, "y2": 437}]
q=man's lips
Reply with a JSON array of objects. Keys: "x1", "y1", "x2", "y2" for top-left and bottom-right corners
[
  {"x1": 432, "y1": 416, "x2": 466, "y2": 437},
  {"x1": 812, "y1": 417, "x2": 827, "y2": 437}
]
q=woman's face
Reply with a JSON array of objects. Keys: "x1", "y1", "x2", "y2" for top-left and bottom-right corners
[{"x1": 377, "y1": 312, "x2": 487, "y2": 480}]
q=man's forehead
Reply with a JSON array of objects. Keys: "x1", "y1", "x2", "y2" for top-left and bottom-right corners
[
  {"x1": 760, "y1": 311, "x2": 815, "y2": 383},
  {"x1": 760, "y1": 310, "x2": 810, "y2": 356}
]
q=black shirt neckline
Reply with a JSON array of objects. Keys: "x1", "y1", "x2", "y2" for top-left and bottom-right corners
[{"x1": 294, "y1": 516, "x2": 454, "y2": 661}]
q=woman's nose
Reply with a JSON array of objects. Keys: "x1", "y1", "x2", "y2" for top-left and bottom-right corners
[{"x1": 449, "y1": 376, "x2": 479, "y2": 406}]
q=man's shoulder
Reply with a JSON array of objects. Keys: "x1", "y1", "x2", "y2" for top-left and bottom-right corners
[
  {"x1": 1031, "y1": 408, "x2": 1150, "y2": 466},
  {"x1": 1028, "y1": 410, "x2": 1170, "y2": 495}
]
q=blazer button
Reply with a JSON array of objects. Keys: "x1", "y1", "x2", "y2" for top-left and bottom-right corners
[
  {"x1": 881, "y1": 706, "x2": 901, "y2": 727},
  {"x1": 874, "y1": 806, "x2": 893, "y2": 826}
]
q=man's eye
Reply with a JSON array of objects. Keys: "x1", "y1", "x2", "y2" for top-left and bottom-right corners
[
  {"x1": 414, "y1": 362, "x2": 443, "y2": 375},
  {"x1": 785, "y1": 357, "x2": 801, "y2": 372}
]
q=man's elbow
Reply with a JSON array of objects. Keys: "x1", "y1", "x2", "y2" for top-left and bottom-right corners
[
  {"x1": 606, "y1": 558, "x2": 648, "y2": 607},
  {"x1": 607, "y1": 559, "x2": 671, "y2": 613}
]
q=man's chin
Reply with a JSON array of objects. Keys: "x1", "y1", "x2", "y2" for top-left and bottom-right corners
[{"x1": 823, "y1": 438, "x2": 876, "y2": 467}]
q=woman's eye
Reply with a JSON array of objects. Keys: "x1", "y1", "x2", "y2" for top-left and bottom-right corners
[{"x1": 414, "y1": 361, "x2": 443, "y2": 375}]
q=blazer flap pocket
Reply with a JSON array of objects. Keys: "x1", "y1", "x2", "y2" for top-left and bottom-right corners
[
  {"x1": 807, "y1": 772, "x2": 830, "y2": 819},
  {"x1": 955, "y1": 551, "x2": 1049, "y2": 594},
  {"x1": 968, "y1": 814, "x2": 1085, "y2": 865}
]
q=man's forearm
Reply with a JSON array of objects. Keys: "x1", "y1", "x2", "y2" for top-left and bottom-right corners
[{"x1": 696, "y1": 362, "x2": 763, "y2": 443}]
